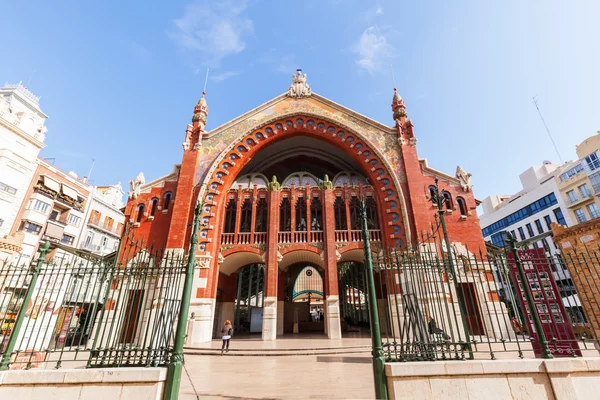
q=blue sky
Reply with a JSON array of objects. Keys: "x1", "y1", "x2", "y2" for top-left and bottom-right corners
[{"x1": 2, "y1": 1, "x2": 599, "y2": 203}]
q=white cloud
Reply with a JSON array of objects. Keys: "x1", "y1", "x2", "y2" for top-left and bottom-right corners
[
  {"x1": 209, "y1": 71, "x2": 240, "y2": 82},
  {"x1": 169, "y1": 1, "x2": 253, "y2": 67},
  {"x1": 353, "y1": 26, "x2": 395, "y2": 74},
  {"x1": 363, "y1": 6, "x2": 383, "y2": 22}
]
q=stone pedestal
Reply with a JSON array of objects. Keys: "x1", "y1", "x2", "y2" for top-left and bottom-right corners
[
  {"x1": 189, "y1": 298, "x2": 215, "y2": 344},
  {"x1": 326, "y1": 295, "x2": 341, "y2": 339},
  {"x1": 262, "y1": 296, "x2": 278, "y2": 340}
]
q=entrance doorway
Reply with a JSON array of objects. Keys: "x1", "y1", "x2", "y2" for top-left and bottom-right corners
[
  {"x1": 284, "y1": 265, "x2": 324, "y2": 334},
  {"x1": 226, "y1": 264, "x2": 265, "y2": 336},
  {"x1": 338, "y1": 262, "x2": 370, "y2": 337},
  {"x1": 458, "y1": 283, "x2": 485, "y2": 335}
]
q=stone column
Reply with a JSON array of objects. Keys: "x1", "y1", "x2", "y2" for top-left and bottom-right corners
[{"x1": 322, "y1": 189, "x2": 342, "y2": 339}]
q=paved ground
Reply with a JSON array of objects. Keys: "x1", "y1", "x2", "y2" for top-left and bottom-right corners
[
  {"x1": 184, "y1": 334, "x2": 371, "y2": 351},
  {"x1": 180, "y1": 337, "x2": 376, "y2": 400}
]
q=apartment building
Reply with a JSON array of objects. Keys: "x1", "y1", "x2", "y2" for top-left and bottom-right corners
[
  {"x1": 0, "y1": 83, "x2": 48, "y2": 260},
  {"x1": 78, "y1": 183, "x2": 125, "y2": 256}
]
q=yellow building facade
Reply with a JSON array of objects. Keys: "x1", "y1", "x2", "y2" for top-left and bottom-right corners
[{"x1": 556, "y1": 131, "x2": 600, "y2": 225}]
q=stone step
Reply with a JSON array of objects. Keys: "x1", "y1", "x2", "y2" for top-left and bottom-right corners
[{"x1": 184, "y1": 345, "x2": 372, "y2": 357}]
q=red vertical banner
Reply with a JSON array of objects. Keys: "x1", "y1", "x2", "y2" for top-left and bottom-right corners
[{"x1": 508, "y1": 248, "x2": 581, "y2": 357}]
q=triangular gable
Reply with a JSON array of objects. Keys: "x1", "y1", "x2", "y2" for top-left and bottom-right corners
[{"x1": 204, "y1": 92, "x2": 395, "y2": 139}]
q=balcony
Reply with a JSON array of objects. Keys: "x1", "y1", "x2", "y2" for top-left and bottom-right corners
[
  {"x1": 575, "y1": 214, "x2": 588, "y2": 224},
  {"x1": 335, "y1": 230, "x2": 382, "y2": 243},
  {"x1": 88, "y1": 219, "x2": 122, "y2": 237},
  {"x1": 33, "y1": 184, "x2": 86, "y2": 212},
  {"x1": 220, "y1": 229, "x2": 382, "y2": 246},
  {"x1": 566, "y1": 193, "x2": 593, "y2": 208}
]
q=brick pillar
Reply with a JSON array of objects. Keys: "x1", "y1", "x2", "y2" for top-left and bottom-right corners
[
  {"x1": 263, "y1": 189, "x2": 280, "y2": 340},
  {"x1": 322, "y1": 189, "x2": 341, "y2": 339},
  {"x1": 165, "y1": 136, "x2": 201, "y2": 251}
]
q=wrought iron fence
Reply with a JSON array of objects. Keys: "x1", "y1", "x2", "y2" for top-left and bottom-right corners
[
  {"x1": 0, "y1": 229, "x2": 187, "y2": 370},
  {"x1": 372, "y1": 232, "x2": 600, "y2": 362}
]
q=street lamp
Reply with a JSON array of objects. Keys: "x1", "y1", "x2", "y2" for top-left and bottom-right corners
[{"x1": 359, "y1": 198, "x2": 388, "y2": 400}]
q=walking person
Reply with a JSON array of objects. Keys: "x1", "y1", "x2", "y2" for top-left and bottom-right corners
[{"x1": 221, "y1": 320, "x2": 233, "y2": 355}]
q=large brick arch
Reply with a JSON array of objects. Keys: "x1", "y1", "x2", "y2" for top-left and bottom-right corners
[{"x1": 196, "y1": 114, "x2": 411, "y2": 257}]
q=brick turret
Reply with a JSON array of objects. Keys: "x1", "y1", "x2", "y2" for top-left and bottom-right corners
[{"x1": 165, "y1": 93, "x2": 209, "y2": 251}]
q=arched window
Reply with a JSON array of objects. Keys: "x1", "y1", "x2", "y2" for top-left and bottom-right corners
[
  {"x1": 163, "y1": 192, "x2": 173, "y2": 211},
  {"x1": 310, "y1": 198, "x2": 323, "y2": 231},
  {"x1": 428, "y1": 185, "x2": 437, "y2": 199},
  {"x1": 296, "y1": 197, "x2": 307, "y2": 231},
  {"x1": 240, "y1": 198, "x2": 252, "y2": 232},
  {"x1": 457, "y1": 197, "x2": 468, "y2": 216},
  {"x1": 292, "y1": 266, "x2": 323, "y2": 302},
  {"x1": 255, "y1": 198, "x2": 268, "y2": 232},
  {"x1": 136, "y1": 204, "x2": 145, "y2": 223},
  {"x1": 349, "y1": 196, "x2": 361, "y2": 230},
  {"x1": 224, "y1": 198, "x2": 237, "y2": 233},
  {"x1": 442, "y1": 191, "x2": 453, "y2": 210},
  {"x1": 150, "y1": 198, "x2": 159, "y2": 216},
  {"x1": 280, "y1": 198, "x2": 291, "y2": 231},
  {"x1": 334, "y1": 197, "x2": 347, "y2": 230},
  {"x1": 366, "y1": 197, "x2": 379, "y2": 229}
]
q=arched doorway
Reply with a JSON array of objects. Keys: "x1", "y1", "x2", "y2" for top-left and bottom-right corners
[
  {"x1": 338, "y1": 262, "x2": 370, "y2": 337},
  {"x1": 283, "y1": 264, "x2": 325, "y2": 334},
  {"x1": 213, "y1": 263, "x2": 265, "y2": 338},
  {"x1": 196, "y1": 116, "x2": 409, "y2": 342}
]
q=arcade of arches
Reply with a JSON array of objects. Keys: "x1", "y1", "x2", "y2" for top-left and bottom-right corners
[
  {"x1": 123, "y1": 74, "x2": 486, "y2": 344},
  {"x1": 212, "y1": 135, "x2": 384, "y2": 340}
]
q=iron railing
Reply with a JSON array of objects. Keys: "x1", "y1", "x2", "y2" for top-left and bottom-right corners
[
  {"x1": 0, "y1": 228, "x2": 187, "y2": 370},
  {"x1": 371, "y1": 232, "x2": 600, "y2": 362}
]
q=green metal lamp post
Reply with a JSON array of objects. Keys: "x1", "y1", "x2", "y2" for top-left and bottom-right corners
[
  {"x1": 430, "y1": 179, "x2": 473, "y2": 355},
  {"x1": 359, "y1": 199, "x2": 388, "y2": 400},
  {"x1": 164, "y1": 201, "x2": 202, "y2": 399}
]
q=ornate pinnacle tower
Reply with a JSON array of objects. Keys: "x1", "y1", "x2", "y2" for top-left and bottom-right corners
[
  {"x1": 391, "y1": 88, "x2": 406, "y2": 122},
  {"x1": 192, "y1": 92, "x2": 209, "y2": 131}
]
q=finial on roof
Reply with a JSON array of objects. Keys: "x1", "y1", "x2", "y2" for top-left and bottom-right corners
[
  {"x1": 392, "y1": 88, "x2": 406, "y2": 121},
  {"x1": 287, "y1": 69, "x2": 311, "y2": 98},
  {"x1": 192, "y1": 91, "x2": 208, "y2": 129}
]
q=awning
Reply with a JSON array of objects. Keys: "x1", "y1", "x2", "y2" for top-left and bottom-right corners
[
  {"x1": 562, "y1": 295, "x2": 582, "y2": 307},
  {"x1": 61, "y1": 184, "x2": 79, "y2": 200},
  {"x1": 42, "y1": 176, "x2": 60, "y2": 192},
  {"x1": 45, "y1": 220, "x2": 65, "y2": 240}
]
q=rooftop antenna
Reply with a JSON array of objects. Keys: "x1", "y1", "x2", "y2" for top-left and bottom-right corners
[
  {"x1": 390, "y1": 64, "x2": 397, "y2": 89},
  {"x1": 533, "y1": 96, "x2": 563, "y2": 163},
  {"x1": 87, "y1": 158, "x2": 96, "y2": 182},
  {"x1": 203, "y1": 68, "x2": 209, "y2": 94},
  {"x1": 26, "y1": 68, "x2": 36, "y2": 87}
]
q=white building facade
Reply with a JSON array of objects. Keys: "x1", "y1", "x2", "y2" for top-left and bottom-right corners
[
  {"x1": 78, "y1": 183, "x2": 125, "y2": 256},
  {"x1": 0, "y1": 83, "x2": 48, "y2": 259},
  {"x1": 479, "y1": 162, "x2": 574, "y2": 293}
]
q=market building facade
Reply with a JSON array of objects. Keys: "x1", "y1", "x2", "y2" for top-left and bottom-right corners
[{"x1": 123, "y1": 72, "x2": 486, "y2": 343}]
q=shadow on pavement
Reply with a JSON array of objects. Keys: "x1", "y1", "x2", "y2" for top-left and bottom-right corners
[{"x1": 316, "y1": 356, "x2": 371, "y2": 363}]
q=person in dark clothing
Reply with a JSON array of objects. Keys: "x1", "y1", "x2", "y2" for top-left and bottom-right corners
[
  {"x1": 221, "y1": 320, "x2": 233, "y2": 355},
  {"x1": 427, "y1": 316, "x2": 450, "y2": 341}
]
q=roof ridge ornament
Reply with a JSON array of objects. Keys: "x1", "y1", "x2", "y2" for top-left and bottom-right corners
[{"x1": 287, "y1": 69, "x2": 312, "y2": 98}]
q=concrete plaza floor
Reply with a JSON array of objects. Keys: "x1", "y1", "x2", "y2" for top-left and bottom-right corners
[{"x1": 180, "y1": 337, "x2": 376, "y2": 399}]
